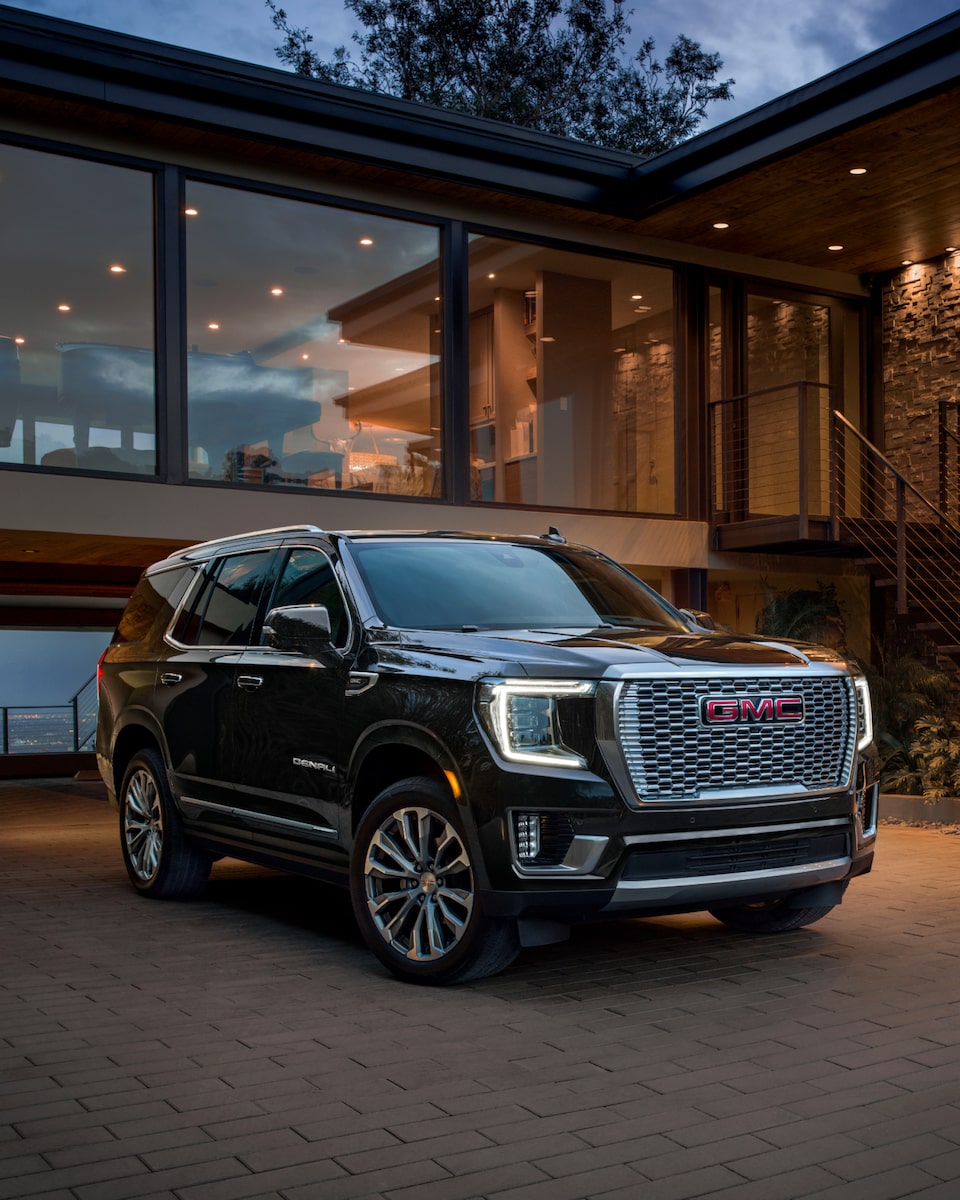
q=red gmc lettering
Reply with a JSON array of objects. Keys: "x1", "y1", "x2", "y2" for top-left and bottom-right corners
[{"x1": 702, "y1": 696, "x2": 805, "y2": 724}]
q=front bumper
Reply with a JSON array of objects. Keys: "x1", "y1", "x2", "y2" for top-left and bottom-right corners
[{"x1": 478, "y1": 770, "x2": 878, "y2": 924}]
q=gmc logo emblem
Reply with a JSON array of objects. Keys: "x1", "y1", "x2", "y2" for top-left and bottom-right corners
[{"x1": 701, "y1": 696, "x2": 805, "y2": 725}]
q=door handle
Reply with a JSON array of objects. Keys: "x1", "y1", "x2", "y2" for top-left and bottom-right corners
[
  {"x1": 159, "y1": 672, "x2": 183, "y2": 686},
  {"x1": 237, "y1": 675, "x2": 264, "y2": 691}
]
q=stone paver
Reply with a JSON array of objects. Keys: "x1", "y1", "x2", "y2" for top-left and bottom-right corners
[{"x1": 3, "y1": 778, "x2": 960, "y2": 1199}]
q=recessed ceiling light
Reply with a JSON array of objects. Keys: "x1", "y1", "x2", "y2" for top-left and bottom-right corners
[
  {"x1": 634, "y1": 305, "x2": 651, "y2": 313},
  {"x1": 270, "y1": 287, "x2": 283, "y2": 296},
  {"x1": 433, "y1": 295, "x2": 441, "y2": 302},
  {"x1": 185, "y1": 207, "x2": 199, "y2": 216},
  {"x1": 828, "y1": 244, "x2": 844, "y2": 251},
  {"x1": 946, "y1": 247, "x2": 957, "y2": 254},
  {"x1": 359, "y1": 237, "x2": 374, "y2": 246},
  {"x1": 208, "y1": 322, "x2": 220, "y2": 330},
  {"x1": 109, "y1": 264, "x2": 127, "y2": 274},
  {"x1": 487, "y1": 273, "x2": 496, "y2": 279},
  {"x1": 902, "y1": 260, "x2": 913, "y2": 266},
  {"x1": 631, "y1": 293, "x2": 643, "y2": 300},
  {"x1": 540, "y1": 336, "x2": 555, "y2": 343},
  {"x1": 849, "y1": 167, "x2": 867, "y2": 175},
  {"x1": 713, "y1": 221, "x2": 729, "y2": 230},
  {"x1": 301, "y1": 353, "x2": 310, "y2": 360},
  {"x1": 14, "y1": 337, "x2": 24, "y2": 345},
  {"x1": 612, "y1": 346, "x2": 626, "y2": 353},
  {"x1": 21, "y1": 548, "x2": 39, "y2": 554},
  {"x1": 57, "y1": 304, "x2": 71, "y2": 312}
]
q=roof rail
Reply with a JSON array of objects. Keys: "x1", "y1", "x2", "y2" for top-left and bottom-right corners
[{"x1": 181, "y1": 525, "x2": 325, "y2": 559}]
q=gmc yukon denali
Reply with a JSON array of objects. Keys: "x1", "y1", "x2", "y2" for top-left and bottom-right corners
[{"x1": 97, "y1": 525, "x2": 878, "y2": 985}]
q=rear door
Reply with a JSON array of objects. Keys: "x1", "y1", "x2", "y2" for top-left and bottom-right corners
[{"x1": 156, "y1": 548, "x2": 276, "y2": 810}]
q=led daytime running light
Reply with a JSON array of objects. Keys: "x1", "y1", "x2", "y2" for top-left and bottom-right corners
[
  {"x1": 483, "y1": 680, "x2": 594, "y2": 768},
  {"x1": 854, "y1": 676, "x2": 874, "y2": 751}
]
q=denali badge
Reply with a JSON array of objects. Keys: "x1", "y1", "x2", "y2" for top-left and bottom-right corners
[
  {"x1": 293, "y1": 756, "x2": 337, "y2": 774},
  {"x1": 700, "y1": 696, "x2": 805, "y2": 725}
]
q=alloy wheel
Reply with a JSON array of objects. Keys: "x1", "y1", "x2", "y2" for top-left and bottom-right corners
[{"x1": 362, "y1": 805, "x2": 475, "y2": 961}]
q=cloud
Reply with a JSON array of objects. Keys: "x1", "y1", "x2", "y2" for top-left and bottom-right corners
[{"x1": 631, "y1": 0, "x2": 960, "y2": 122}]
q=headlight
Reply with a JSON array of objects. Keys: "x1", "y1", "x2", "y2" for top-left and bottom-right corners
[
  {"x1": 854, "y1": 676, "x2": 874, "y2": 751},
  {"x1": 478, "y1": 679, "x2": 596, "y2": 768}
]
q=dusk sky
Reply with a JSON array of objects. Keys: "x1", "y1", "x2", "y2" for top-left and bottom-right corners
[{"x1": 7, "y1": 0, "x2": 960, "y2": 126}]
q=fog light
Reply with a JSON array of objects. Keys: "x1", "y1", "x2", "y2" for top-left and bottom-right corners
[{"x1": 514, "y1": 812, "x2": 541, "y2": 861}]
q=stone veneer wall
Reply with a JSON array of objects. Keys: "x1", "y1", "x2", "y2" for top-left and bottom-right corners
[{"x1": 882, "y1": 257, "x2": 960, "y2": 494}]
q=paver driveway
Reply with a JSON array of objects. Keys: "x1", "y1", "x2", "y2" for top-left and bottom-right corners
[{"x1": 2, "y1": 778, "x2": 960, "y2": 1200}]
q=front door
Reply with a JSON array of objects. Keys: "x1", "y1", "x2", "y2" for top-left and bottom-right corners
[{"x1": 228, "y1": 544, "x2": 355, "y2": 866}]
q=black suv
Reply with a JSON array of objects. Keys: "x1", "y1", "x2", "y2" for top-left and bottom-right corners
[{"x1": 97, "y1": 525, "x2": 878, "y2": 984}]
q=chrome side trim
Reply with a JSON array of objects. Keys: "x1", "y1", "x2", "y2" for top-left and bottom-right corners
[
  {"x1": 601, "y1": 856, "x2": 851, "y2": 911},
  {"x1": 623, "y1": 818, "x2": 850, "y2": 846},
  {"x1": 180, "y1": 795, "x2": 337, "y2": 837}
]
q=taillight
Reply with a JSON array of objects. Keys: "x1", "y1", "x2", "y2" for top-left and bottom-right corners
[{"x1": 96, "y1": 648, "x2": 108, "y2": 696}]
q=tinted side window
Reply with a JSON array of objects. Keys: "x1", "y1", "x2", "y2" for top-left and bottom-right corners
[
  {"x1": 115, "y1": 567, "x2": 194, "y2": 645},
  {"x1": 270, "y1": 547, "x2": 349, "y2": 649},
  {"x1": 174, "y1": 551, "x2": 273, "y2": 647}
]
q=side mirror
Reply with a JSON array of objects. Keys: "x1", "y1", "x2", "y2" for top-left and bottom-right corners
[
  {"x1": 680, "y1": 608, "x2": 717, "y2": 632},
  {"x1": 262, "y1": 605, "x2": 333, "y2": 656}
]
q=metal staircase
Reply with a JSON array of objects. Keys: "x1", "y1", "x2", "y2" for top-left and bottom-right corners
[
  {"x1": 832, "y1": 410, "x2": 960, "y2": 674},
  {"x1": 708, "y1": 383, "x2": 960, "y2": 677}
]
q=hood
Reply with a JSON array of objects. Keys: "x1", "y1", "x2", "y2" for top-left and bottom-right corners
[{"x1": 385, "y1": 625, "x2": 841, "y2": 675}]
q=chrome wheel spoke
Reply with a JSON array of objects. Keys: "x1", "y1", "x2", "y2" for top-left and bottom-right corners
[
  {"x1": 369, "y1": 887, "x2": 418, "y2": 932},
  {"x1": 367, "y1": 828, "x2": 419, "y2": 880},
  {"x1": 434, "y1": 828, "x2": 470, "y2": 876},
  {"x1": 435, "y1": 886, "x2": 473, "y2": 928}
]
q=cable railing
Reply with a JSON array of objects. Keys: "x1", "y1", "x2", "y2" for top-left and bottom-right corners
[
  {"x1": 832, "y1": 409, "x2": 960, "y2": 654},
  {"x1": 709, "y1": 381, "x2": 833, "y2": 535},
  {"x1": 1, "y1": 672, "x2": 98, "y2": 755}
]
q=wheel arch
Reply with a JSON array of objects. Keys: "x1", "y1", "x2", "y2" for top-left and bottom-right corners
[
  {"x1": 109, "y1": 713, "x2": 168, "y2": 801},
  {"x1": 347, "y1": 722, "x2": 467, "y2": 836}
]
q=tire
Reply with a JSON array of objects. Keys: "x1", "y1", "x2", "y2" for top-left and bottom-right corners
[
  {"x1": 350, "y1": 777, "x2": 520, "y2": 985},
  {"x1": 119, "y1": 748, "x2": 211, "y2": 899},
  {"x1": 708, "y1": 899, "x2": 836, "y2": 934}
]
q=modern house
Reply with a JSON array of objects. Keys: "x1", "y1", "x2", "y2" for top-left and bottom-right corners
[{"x1": 1, "y1": 4, "x2": 958, "y2": 767}]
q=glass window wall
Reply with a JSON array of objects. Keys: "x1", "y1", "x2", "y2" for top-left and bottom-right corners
[
  {"x1": 0, "y1": 143, "x2": 156, "y2": 474},
  {"x1": 745, "y1": 293, "x2": 831, "y2": 517},
  {"x1": 185, "y1": 183, "x2": 442, "y2": 496},
  {"x1": 467, "y1": 236, "x2": 677, "y2": 514}
]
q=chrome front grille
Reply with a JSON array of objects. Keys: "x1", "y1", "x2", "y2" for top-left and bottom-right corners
[{"x1": 616, "y1": 675, "x2": 856, "y2": 802}]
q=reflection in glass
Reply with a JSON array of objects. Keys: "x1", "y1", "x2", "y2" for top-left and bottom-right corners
[
  {"x1": 185, "y1": 184, "x2": 442, "y2": 496},
  {"x1": 0, "y1": 144, "x2": 156, "y2": 474},
  {"x1": 467, "y1": 236, "x2": 676, "y2": 514},
  {"x1": 745, "y1": 294, "x2": 831, "y2": 517}
]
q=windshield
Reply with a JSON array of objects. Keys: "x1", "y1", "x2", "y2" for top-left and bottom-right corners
[{"x1": 349, "y1": 540, "x2": 688, "y2": 632}]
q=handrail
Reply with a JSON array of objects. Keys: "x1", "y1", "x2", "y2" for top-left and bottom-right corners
[{"x1": 833, "y1": 409, "x2": 959, "y2": 532}]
